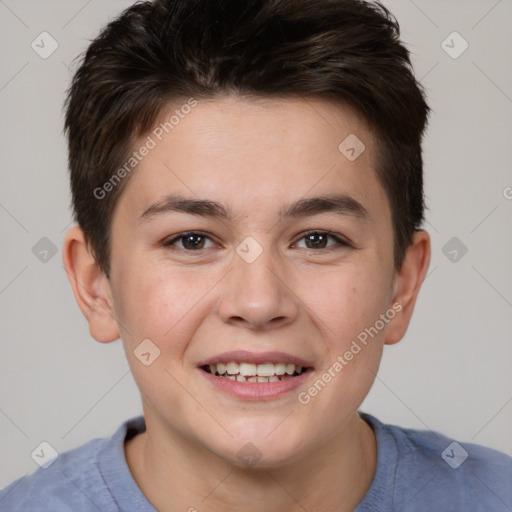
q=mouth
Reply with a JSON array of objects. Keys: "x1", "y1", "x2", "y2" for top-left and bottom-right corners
[
  {"x1": 200, "y1": 361, "x2": 312, "y2": 383},
  {"x1": 197, "y1": 351, "x2": 314, "y2": 399}
]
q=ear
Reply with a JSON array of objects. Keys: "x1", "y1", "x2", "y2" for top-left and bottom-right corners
[
  {"x1": 385, "y1": 230, "x2": 431, "y2": 345},
  {"x1": 62, "y1": 226, "x2": 120, "y2": 343}
]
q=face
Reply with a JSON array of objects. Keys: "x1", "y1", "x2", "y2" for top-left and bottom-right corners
[{"x1": 106, "y1": 96, "x2": 399, "y2": 466}]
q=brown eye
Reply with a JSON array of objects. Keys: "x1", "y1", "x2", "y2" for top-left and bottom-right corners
[
  {"x1": 163, "y1": 232, "x2": 215, "y2": 251},
  {"x1": 294, "y1": 231, "x2": 350, "y2": 250},
  {"x1": 305, "y1": 232, "x2": 329, "y2": 249}
]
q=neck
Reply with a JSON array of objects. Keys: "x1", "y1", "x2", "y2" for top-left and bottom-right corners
[{"x1": 125, "y1": 412, "x2": 376, "y2": 512}]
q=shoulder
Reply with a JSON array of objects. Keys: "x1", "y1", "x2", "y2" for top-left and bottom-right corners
[
  {"x1": 0, "y1": 437, "x2": 110, "y2": 512},
  {"x1": 361, "y1": 413, "x2": 512, "y2": 511},
  {"x1": 0, "y1": 417, "x2": 143, "y2": 512}
]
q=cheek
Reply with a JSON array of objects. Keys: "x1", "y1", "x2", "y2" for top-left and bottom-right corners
[
  {"x1": 113, "y1": 258, "x2": 217, "y2": 352},
  {"x1": 303, "y1": 271, "x2": 389, "y2": 426},
  {"x1": 112, "y1": 266, "x2": 195, "y2": 403},
  {"x1": 307, "y1": 264, "x2": 391, "y2": 343},
  {"x1": 111, "y1": 256, "x2": 172, "y2": 342}
]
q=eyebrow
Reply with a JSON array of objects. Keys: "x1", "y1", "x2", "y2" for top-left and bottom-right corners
[{"x1": 139, "y1": 193, "x2": 369, "y2": 224}]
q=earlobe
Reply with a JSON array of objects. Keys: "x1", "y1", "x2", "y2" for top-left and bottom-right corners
[
  {"x1": 385, "y1": 230, "x2": 431, "y2": 345},
  {"x1": 62, "y1": 226, "x2": 120, "y2": 343}
]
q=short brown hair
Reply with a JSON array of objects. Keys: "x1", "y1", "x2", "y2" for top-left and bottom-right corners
[{"x1": 64, "y1": 0, "x2": 430, "y2": 277}]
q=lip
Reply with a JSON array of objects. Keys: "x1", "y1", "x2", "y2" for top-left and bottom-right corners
[
  {"x1": 198, "y1": 366, "x2": 313, "y2": 400},
  {"x1": 196, "y1": 350, "x2": 314, "y2": 368}
]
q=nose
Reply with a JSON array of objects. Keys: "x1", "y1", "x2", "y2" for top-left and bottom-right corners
[{"x1": 216, "y1": 247, "x2": 299, "y2": 331}]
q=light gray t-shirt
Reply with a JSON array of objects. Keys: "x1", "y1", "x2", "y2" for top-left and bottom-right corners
[{"x1": 1, "y1": 412, "x2": 511, "y2": 511}]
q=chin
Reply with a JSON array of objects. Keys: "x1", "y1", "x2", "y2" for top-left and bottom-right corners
[{"x1": 211, "y1": 424, "x2": 310, "y2": 469}]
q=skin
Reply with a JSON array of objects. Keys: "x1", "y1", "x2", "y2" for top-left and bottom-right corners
[{"x1": 63, "y1": 96, "x2": 430, "y2": 512}]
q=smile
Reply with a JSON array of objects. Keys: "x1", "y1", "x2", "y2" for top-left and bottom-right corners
[{"x1": 201, "y1": 362, "x2": 309, "y2": 383}]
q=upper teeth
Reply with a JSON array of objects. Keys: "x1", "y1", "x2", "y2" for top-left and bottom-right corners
[{"x1": 209, "y1": 362, "x2": 302, "y2": 377}]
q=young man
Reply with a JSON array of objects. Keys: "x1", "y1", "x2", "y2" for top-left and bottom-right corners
[{"x1": 1, "y1": 0, "x2": 511, "y2": 510}]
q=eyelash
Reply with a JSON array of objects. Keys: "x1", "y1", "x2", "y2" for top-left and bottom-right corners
[{"x1": 162, "y1": 230, "x2": 351, "y2": 252}]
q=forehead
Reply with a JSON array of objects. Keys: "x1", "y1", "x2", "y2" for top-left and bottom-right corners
[{"x1": 114, "y1": 95, "x2": 388, "y2": 226}]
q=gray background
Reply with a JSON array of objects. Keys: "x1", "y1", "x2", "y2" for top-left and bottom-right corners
[{"x1": 1, "y1": 0, "x2": 511, "y2": 488}]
